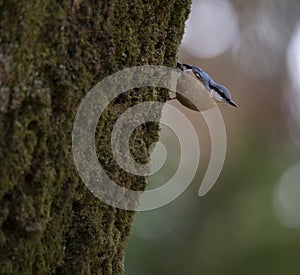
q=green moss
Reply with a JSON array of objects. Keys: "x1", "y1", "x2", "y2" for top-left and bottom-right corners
[{"x1": 0, "y1": 0, "x2": 192, "y2": 273}]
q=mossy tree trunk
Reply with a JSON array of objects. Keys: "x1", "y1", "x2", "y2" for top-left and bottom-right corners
[{"x1": 0, "y1": 0, "x2": 191, "y2": 274}]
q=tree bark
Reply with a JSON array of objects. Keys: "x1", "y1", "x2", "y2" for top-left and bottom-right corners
[{"x1": 0, "y1": 0, "x2": 191, "y2": 274}]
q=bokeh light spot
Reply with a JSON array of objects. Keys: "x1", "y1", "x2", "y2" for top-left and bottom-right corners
[
  {"x1": 182, "y1": 0, "x2": 239, "y2": 58},
  {"x1": 274, "y1": 162, "x2": 300, "y2": 228},
  {"x1": 287, "y1": 19, "x2": 300, "y2": 124}
]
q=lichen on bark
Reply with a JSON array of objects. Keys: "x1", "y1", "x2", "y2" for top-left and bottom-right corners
[{"x1": 0, "y1": 0, "x2": 192, "y2": 273}]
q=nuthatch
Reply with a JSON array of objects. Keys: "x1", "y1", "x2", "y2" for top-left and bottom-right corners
[{"x1": 176, "y1": 61, "x2": 237, "y2": 108}]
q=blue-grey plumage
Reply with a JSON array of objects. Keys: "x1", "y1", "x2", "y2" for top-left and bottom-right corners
[{"x1": 176, "y1": 61, "x2": 237, "y2": 107}]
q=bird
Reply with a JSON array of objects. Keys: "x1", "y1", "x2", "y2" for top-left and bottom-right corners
[{"x1": 176, "y1": 61, "x2": 237, "y2": 109}]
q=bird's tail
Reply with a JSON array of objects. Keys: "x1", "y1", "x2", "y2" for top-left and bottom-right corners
[{"x1": 176, "y1": 61, "x2": 184, "y2": 71}]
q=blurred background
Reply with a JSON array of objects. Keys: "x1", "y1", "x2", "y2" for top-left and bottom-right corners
[{"x1": 126, "y1": 0, "x2": 300, "y2": 274}]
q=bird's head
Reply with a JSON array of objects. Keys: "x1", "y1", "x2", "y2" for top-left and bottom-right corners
[{"x1": 209, "y1": 82, "x2": 237, "y2": 107}]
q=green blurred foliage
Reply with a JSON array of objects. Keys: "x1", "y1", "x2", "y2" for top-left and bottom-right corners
[{"x1": 127, "y1": 129, "x2": 300, "y2": 274}]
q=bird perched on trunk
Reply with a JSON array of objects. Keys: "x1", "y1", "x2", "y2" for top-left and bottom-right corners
[{"x1": 175, "y1": 61, "x2": 237, "y2": 111}]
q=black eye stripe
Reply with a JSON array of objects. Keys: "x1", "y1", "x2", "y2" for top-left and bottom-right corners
[{"x1": 211, "y1": 86, "x2": 227, "y2": 99}]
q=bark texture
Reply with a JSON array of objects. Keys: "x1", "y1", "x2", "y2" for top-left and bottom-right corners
[{"x1": 0, "y1": 0, "x2": 191, "y2": 274}]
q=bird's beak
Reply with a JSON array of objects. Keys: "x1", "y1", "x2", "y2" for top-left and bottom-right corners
[{"x1": 228, "y1": 99, "x2": 238, "y2": 107}]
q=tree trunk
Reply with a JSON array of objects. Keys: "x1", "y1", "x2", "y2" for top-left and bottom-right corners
[{"x1": 0, "y1": 0, "x2": 191, "y2": 274}]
